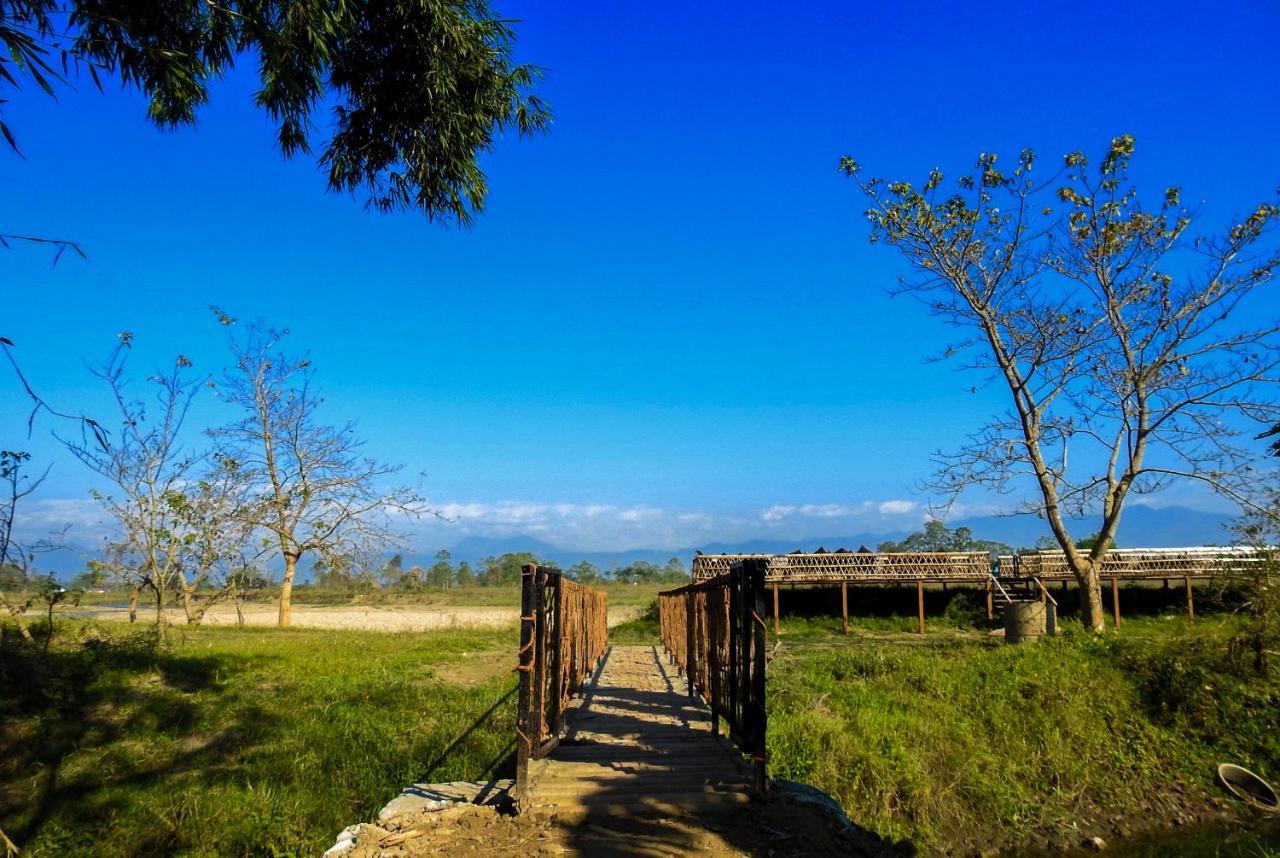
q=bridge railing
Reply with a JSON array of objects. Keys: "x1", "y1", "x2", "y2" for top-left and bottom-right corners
[
  {"x1": 659, "y1": 557, "x2": 768, "y2": 795},
  {"x1": 515, "y1": 564, "x2": 608, "y2": 802}
]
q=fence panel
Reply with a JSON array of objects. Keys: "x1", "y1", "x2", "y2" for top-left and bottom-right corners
[
  {"x1": 659, "y1": 557, "x2": 768, "y2": 795},
  {"x1": 515, "y1": 564, "x2": 608, "y2": 803}
]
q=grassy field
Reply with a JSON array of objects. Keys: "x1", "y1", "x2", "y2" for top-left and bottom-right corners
[
  {"x1": 767, "y1": 614, "x2": 1280, "y2": 855},
  {"x1": 0, "y1": 622, "x2": 517, "y2": 857},
  {"x1": 5, "y1": 587, "x2": 1278, "y2": 857}
]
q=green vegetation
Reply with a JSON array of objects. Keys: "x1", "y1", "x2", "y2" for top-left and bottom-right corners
[
  {"x1": 0, "y1": 622, "x2": 516, "y2": 857},
  {"x1": 1, "y1": 0, "x2": 547, "y2": 223},
  {"x1": 609, "y1": 599, "x2": 661, "y2": 644},
  {"x1": 877, "y1": 519, "x2": 1012, "y2": 555},
  {"x1": 768, "y1": 617, "x2": 1280, "y2": 853}
]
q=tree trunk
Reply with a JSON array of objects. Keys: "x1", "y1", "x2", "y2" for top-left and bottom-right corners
[
  {"x1": 179, "y1": 586, "x2": 201, "y2": 625},
  {"x1": 278, "y1": 553, "x2": 298, "y2": 627},
  {"x1": 128, "y1": 586, "x2": 139, "y2": 623},
  {"x1": 1077, "y1": 565, "x2": 1106, "y2": 632}
]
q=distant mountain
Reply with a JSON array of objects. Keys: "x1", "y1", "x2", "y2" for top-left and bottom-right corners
[
  {"x1": 437, "y1": 505, "x2": 1239, "y2": 569},
  {"x1": 952, "y1": 505, "x2": 1236, "y2": 550},
  {"x1": 33, "y1": 504, "x2": 1241, "y2": 581}
]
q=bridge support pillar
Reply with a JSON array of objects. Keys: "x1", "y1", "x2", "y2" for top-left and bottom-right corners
[
  {"x1": 1111, "y1": 578, "x2": 1121, "y2": 629},
  {"x1": 916, "y1": 579, "x2": 925, "y2": 635},
  {"x1": 1185, "y1": 576, "x2": 1195, "y2": 622},
  {"x1": 841, "y1": 582, "x2": 849, "y2": 634},
  {"x1": 985, "y1": 578, "x2": 994, "y2": 625},
  {"x1": 772, "y1": 583, "x2": 779, "y2": 634}
]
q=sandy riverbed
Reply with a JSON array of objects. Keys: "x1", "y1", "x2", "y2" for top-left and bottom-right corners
[{"x1": 68, "y1": 603, "x2": 642, "y2": 632}]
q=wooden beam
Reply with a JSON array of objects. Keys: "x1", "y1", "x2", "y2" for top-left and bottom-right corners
[
  {"x1": 1185, "y1": 575, "x2": 1195, "y2": 622},
  {"x1": 841, "y1": 581, "x2": 849, "y2": 634},
  {"x1": 985, "y1": 578, "x2": 993, "y2": 625},
  {"x1": 772, "y1": 582, "x2": 780, "y2": 634},
  {"x1": 916, "y1": 579, "x2": 925, "y2": 635},
  {"x1": 1111, "y1": 577, "x2": 1121, "y2": 630}
]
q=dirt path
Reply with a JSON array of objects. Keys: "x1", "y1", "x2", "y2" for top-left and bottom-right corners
[{"x1": 347, "y1": 799, "x2": 899, "y2": 857}]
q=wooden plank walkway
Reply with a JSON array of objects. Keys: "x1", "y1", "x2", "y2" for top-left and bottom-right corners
[{"x1": 524, "y1": 645, "x2": 752, "y2": 820}]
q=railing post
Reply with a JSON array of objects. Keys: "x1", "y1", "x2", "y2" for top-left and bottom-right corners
[
  {"x1": 748, "y1": 559, "x2": 769, "y2": 798},
  {"x1": 547, "y1": 575, "x2": 565, "y2": 740},
  {"x1": 708, "y1": 588, "x2": 720, "y2": 736},
  {"x1": 727, "y1": 569, "x2": 739, "y2": 741},
  {"x1": 515, "y1": 563, "x2": 537, "y2": 805},
  {"x1": 531, "y1": 566, "x2": 548, "y2": 752},
  {"x1": 685, "y1": 590, "x2": 696, "y2": 696}
]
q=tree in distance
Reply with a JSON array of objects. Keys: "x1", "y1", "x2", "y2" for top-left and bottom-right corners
[
  {"x1": 877, "y1": 519, "x2": 1012, "y2": 555},
  {"x1": 845, "y1": 136, "x2": 1279, "y2": 630}
]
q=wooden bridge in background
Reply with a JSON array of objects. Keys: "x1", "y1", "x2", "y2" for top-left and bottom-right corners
[{"x1": 513, "y1": 563, "x2": 767, "y2": 819}]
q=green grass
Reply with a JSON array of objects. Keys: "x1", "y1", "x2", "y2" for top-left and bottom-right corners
[
  {"x1": 608, "y1": 599, "x2": 661, "y2": 644},
  {"x1": 0, "y1": 621, "x2": 516, "y2": 857},
  {"x1": 767, "y1": 616, "x2": 1280, "y2": 854}
]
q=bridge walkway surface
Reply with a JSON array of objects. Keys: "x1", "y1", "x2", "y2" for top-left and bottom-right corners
[
  {"x1": 330, "y1": 645, "x2": 899, "y2": 856},
  {"x1": 523, "y1": 645, "x2": 752, "y2": 818}
]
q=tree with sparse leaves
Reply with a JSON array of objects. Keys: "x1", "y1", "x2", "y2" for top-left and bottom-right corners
[
  {"x1": 211, "y1": 316, "x2": 427, "y2": 626},
  {"x1": 0, "y1": 0, "x2": 548, "y2": 224},
  {"x1": 63, "y1": 340, "x2": 251, "y2": 625},
  {"x1": 845, "y1": 136, "x2": 1280, "y2": 630}
]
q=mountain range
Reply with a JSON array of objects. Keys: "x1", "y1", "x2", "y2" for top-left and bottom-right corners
[{"x1": 432, "y1": 505, "x2": 1238, "y2": 571}]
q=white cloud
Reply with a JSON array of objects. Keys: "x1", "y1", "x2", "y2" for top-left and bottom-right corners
[{"x1": 20, "y1": 492, "x2": 996, "y2": 557}]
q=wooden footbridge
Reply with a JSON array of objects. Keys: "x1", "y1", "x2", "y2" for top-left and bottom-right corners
[
  {"x1": 513, "y1": 562, "x2": 769, "y2": 819},
  {"x1": 511, "y1": 547, "x2": 1262, "y2": 816}
]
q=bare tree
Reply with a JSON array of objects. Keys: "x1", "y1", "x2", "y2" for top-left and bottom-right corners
[
  {"x1": 63, "y1": 339, "x2": 248, "y2": 625},
  {"x1": 211, "y1": 316, "x2": 427, "y2": 627},
  {"x1": 844, "y1": 136, "x2": 1280, "y2": 630},
  {"x1": 0, "y1": 450, "x2": 46, "y2": 642}
]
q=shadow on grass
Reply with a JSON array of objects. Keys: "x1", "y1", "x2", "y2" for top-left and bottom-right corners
[
  {"x1": 0, "y1": 627, "x2": 283, "y2": 853},
  {"x1": 419, "y1": 684, "x2": 518, "y2": 784}
]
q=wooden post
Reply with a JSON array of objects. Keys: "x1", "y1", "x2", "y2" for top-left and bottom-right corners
[
  {"x1": 685, "y1": 590, "x2": 696, "y2": 697},
  {"x1": 748, "y1": 559, "x2": 769, "y2": 799},
  {"x1": 772, "y1": 582, "x2": 780, "y2": 634},
  {"x1": 1185, "y1": 576, "x2": 1195, "y2": 621},
  {"x1": 547, "y1": 575, "x2": 564, "y2": 740},
  {"x1": 985, "y1": 578, "x2": 994, "y2": 625},
  {"x1": 916, "y1": 579, "x2": 925, "y2": 635},
  {"x1": 1111, "y1": 577, "x2": 1121, "y2": 630},
  {"x1": 709, "y1": 589, "x2": 720, "y2": 737},
  {"x1": 732, "y1": 571, "x2": 742, "y2": 732},
  {"x1": 515, "y1": 564, "x2": 537, "y2": 806},
  {"x1": 532, "y1": 567, "x2": 548, "y2": 748},
  {"x1": 841, "y1": 581, "x2": 849, "y2": 634}
]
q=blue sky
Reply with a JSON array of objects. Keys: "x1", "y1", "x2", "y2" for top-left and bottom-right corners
[{"x1": 3, "y1": 0, "x2": 1280, "y2": 554}]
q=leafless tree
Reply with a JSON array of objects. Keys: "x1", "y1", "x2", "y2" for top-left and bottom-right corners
[
  {"x1": 210, "y1": 315, "x2": 428, "y2": 627},
  {"x1": 63, "y1": 339, "x2": 249, "y2": 625},
  {"x1": 0, "y1": 450, "x2": 46, "y2": 642},
  {"x1": 844, "y1": 136, "x2": 1280, "y2": 630}
]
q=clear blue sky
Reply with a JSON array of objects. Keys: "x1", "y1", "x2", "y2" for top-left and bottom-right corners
[{"x1": 3, "y1": 0, "x2": 1279, "y2": 553}]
